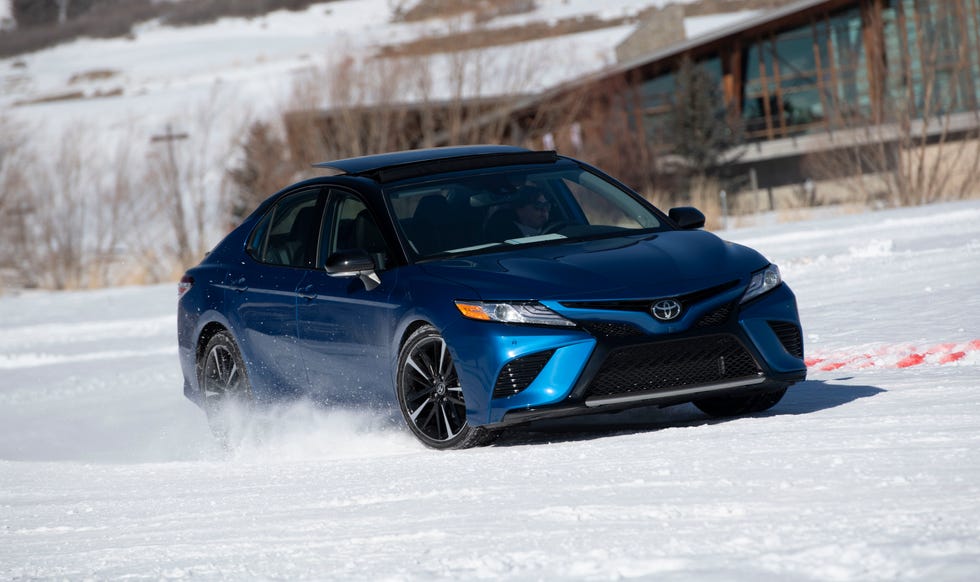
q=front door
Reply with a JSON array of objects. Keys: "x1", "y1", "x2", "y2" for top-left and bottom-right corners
[{"x1": 296, "y1": 189, "x2": 400, "y2": 405}]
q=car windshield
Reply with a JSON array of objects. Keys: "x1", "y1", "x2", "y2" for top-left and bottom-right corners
[{"x1": 384, "y1": 163, "x2": 666, "y2": 260}]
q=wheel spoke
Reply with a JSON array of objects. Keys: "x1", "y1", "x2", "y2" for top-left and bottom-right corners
[
  {"x1": 420, "y1": 401, "x2": 439, "y2": 431},
  {"x1": 407, "y1": 355, "x2": 433, "y2": 384},
  {"x1": 440, "y1": 402, "x2": 459, "y2": 438},
  {"x1": 211, "y1": 348, "x2": 223, "y2": 379},
  {"x1": 438, "y1": 339, "x2": 448, "y2": 377},
  {"x1": 225, "y1": 363, "x2": 238, "y2": 389},
  {"x1": 404, "y1": 385, "x2": 431, "y2": 405},
  {"x1": 410, "y1": 397, "x2": 432, "y2": 422}
]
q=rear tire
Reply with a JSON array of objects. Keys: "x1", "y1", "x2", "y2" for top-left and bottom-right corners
[
  {"x1": 199, "y1": 330, "x2": 254, "y2": 446},
  {"x1": 396, "y1": 325, "x2": 497, "y2": 449},
  {"x1": 694, "y1": 387, "x2": 787, "y2": 418}
]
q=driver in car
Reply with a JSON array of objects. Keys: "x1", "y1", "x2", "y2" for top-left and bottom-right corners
[
  {"x1": 513, "y1": 187, "x2": 552, "y2": 236},
  {"x1": 485, "y1": 185, "x2": 552, "y2": 240}
]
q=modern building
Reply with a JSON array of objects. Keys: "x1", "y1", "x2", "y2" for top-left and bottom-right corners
[
  {"x1": 291, "y1": 0, "x2": 980, "y2": 204},
  {"x1": 470, "y1": 0, "x2": 980, "y2": 195}
]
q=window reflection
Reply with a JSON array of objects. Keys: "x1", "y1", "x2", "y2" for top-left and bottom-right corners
[{"x1": 623, "y1": 0, "x2": 980, "y2": 145}]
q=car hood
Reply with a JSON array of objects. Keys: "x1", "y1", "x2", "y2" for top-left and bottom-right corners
[{"x1": 418, "y1": 230, "x2": 769, "y2": 301}]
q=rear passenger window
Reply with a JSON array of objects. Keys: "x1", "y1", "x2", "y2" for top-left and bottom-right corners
[{"x1": 247, "y1": 190, "x2": 322, "y2": 267}]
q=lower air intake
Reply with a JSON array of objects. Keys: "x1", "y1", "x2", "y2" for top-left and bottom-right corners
[
  {"x1": 769, "y1": 321, "x2": 804, "y2": 359},
  {"x1": 585, "y1": 334, "x2": 761, "y2": 398}
]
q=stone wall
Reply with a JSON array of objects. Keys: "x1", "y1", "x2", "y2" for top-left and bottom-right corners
[{"x1": 615, "y1": 4, "x2": 686, "y2": 63}]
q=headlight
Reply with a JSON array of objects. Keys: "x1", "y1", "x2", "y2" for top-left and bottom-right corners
[
  {"x1": 741, "y1": 264, "x2": 781, "y2": 304},
  {"x1": 455, "y1": 300, "x2": 576, "y2": 327}
]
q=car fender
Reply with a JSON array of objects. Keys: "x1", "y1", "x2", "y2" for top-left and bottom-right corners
[{"x1": 388, "y1": 267, "x2": 481, "y2": 390}]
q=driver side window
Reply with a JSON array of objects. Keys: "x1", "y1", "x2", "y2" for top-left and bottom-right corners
[{"x1": 321, "y1": 190, "x2": 390, "y2": 270}]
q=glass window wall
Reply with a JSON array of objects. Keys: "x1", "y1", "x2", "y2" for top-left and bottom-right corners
[{"x1": 741, "y1": 5, "x2": 868, "y2": 140}]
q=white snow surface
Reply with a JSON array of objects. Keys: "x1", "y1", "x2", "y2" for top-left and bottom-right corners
[{"x1": 2, "y1": 200, "x2": 979, "y2": 579}]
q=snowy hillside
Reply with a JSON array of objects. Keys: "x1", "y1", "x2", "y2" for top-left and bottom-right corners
[
  {"x1": 0, "y1": 0, "x2": 759, "y2": 144},
  {"x1": 1, "y1": 1, "x2": 664, "y2": 127},
  {"x1": 2, "y1": 200, "x2": 979, "y2": 579}
]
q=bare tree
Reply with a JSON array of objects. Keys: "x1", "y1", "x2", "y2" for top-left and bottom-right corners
[
  {"x1": 291, "y1": 29, "x2": 547, "y2": 151},
  {"x1": 227, "y1": 120, "x2": 297, "y2": 223},
  {"x1": 89, "y1": 127, "x2": 142, "y2": 286},
  {"x1": 0, "y1": 116, "x2": 32, "y2": 288},
  {"x1": 147, "y1": 88, "x2": 238, "y2": 271}
]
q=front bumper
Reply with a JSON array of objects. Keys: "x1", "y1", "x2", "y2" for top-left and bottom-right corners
[{"x1": 446, "y1": 283, "x2": 806, "y2": 427}]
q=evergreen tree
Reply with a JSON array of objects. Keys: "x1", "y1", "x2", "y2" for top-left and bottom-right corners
[{"x1": 670, "y1": 57, "x2": 742, "y2": 178}]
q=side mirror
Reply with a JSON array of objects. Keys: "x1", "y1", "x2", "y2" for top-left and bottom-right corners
[
  {"x1": 668, "y1": 207, "x2": 706, "y2": 230},
  {"x1": 325, "y1": 249, "x2": 381, "y2": 291}
]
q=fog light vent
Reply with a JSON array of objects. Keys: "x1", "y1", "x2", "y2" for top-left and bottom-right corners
[
  {"x1": 493, "y1": 350, "x2": 555, "y2": 399},
  {"x1": 769, "y1": 321, "x2": 804, "y2": 359}
]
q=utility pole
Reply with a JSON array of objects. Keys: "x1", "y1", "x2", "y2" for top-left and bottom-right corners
[{"x1": 150, "y1": 125, "x2": 191, "y2": 265}]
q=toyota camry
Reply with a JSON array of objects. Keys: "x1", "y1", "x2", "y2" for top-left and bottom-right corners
[{"x1": 177, "y1": 146, "x2": 806, "y2": 449}]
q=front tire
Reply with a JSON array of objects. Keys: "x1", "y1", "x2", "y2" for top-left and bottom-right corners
[
  {"x1": 694, "y1": 386, "x2": 787, "y2": 418},
  {"x1": 396, "y1": 325, "x2": 496, "y2": 449},
  {"x1": 199, "y1": 330, "x2": 253, "y2": 445}
]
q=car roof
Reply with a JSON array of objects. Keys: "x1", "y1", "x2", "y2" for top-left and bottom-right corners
[{"x1": 314, "y1": 146, "x2": 559, "y2": 184}]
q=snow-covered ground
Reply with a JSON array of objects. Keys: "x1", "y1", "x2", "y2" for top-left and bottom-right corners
[{"x1": 2, "y1": 200, "x2": 979, "y2": 580}]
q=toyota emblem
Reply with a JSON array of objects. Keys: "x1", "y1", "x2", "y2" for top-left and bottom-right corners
[{"x1": 651, "y1": 299, "x2": 682, "y2": 321}]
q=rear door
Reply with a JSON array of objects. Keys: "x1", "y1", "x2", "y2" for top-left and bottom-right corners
[{"x1": 227, "y1": 187, "x2": 325, "y2": 398}]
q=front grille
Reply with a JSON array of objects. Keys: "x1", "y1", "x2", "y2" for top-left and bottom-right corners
[
  {"x1": 769, "y1": 321, "x2": 804, "y2": 358},
  {"x1": 697, "y1": 303, "x2": 733, "y2": 327},
  {"x1": 585, "y1": 335, "x2": 761, "y2": 398},
  {"x1": 560, "y1": 280, "x2": 740, "y2": 312},
  {"x1": 579, "y1": 321, "x2": 645, "y2": 338},
  {"x1": 493, "y1": 350, "x2": 555, "y2": 399}
]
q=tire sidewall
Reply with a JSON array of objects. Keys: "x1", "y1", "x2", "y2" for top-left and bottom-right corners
[{"x1": 199, "y1": 330, "x2": 253, "y2": 420}]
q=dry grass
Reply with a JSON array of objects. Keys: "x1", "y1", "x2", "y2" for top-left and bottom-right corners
[
  {"x1": 14, "y1": 88, "x2": 123, "y2": 106},
  {"x1": 378, "y1": 13, "x2": 637, "y2": 57},
  {"x1": 683, "y1": 0, "x2": 800, "y2": 17},
  {"x1": 395, "y1": 0, "x2": 535, "y2": 23},
  {"x1": 68, "y1": 69, "x2": 120, "y2": 84}
]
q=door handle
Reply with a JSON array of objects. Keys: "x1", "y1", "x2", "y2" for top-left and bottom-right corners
[
  {"x1": 231, "y1": 276, "x2": 247, "y2": 292},
  {"x1": 298, "y1": 284, "x2": 316, "y2": 300}
]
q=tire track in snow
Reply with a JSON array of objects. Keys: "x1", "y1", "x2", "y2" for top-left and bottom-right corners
[
  {"x1": 0, "y1": 346, "x2": 178, "y2": 369},
  {"x1": 0, "y1": 315, "x2": 176, "y2": 370},
  {"x1": 0, "y1": 315, "x2": 175, "y2": 351}
]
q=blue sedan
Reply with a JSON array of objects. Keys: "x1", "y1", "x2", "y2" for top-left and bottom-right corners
[{"x1": 177, "y1": 146, "x2": 806, "y2": 449}]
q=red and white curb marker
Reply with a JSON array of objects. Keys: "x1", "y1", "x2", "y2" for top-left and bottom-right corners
[{"x1": 805, "y1": 339, "x2": 980, "y2": 372}]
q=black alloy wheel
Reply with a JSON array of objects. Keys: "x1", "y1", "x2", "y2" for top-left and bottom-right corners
[
  {"x1": 199, "y1": 331, "x2": 253, "y2": 443},
  {"x1": 396, "y1": 325, "x2": 496, "y2": 449}
]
